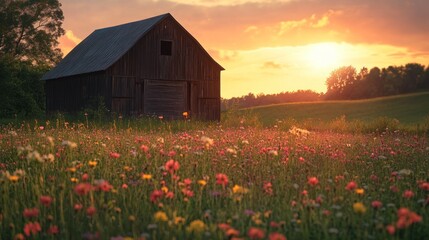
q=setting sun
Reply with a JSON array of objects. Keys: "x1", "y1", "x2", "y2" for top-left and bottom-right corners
[{"x1": 304, "y1": 43, "x2": 342, "y2": 69}]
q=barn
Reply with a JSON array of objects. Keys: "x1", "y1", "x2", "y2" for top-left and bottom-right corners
[{"x1": 42, "y1": 13, "x2": 224, "y2": 120}]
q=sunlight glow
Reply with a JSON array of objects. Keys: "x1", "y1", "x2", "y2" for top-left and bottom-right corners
[{"x1": 304, "y1": 42, "x2": 342, "y2": 69}]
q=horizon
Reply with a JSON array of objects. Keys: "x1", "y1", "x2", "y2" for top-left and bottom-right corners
[{"x1": 58, "y1": 0, "x2": 429, "y2": 98}]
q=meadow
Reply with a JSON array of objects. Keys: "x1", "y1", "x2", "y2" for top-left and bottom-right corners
[{"x1": 0, "y1": 114, "x2": 428, "y2": 240}]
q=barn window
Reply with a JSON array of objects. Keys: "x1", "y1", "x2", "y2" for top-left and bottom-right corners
[{"x1": 160, "y1": 40, "x2": 172, "y2": 56}]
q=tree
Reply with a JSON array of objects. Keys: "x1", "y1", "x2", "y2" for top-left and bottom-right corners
[
  {"x1": 325, "y1": 66, "x2": 357, "y2": 99},
  {"x1": 0, "y1": 0, "x2": 65, "y2": 66}
]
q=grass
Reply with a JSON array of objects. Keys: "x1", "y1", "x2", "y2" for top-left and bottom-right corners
[
  {"x1": 0, "y1": 116, "x2": 428, "y2": 239},
  {"x1": 237, "y1": 92, "x2": 429, "y2": 126}
]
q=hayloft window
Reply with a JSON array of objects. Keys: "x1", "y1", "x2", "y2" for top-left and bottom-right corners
[{"x1": 160, "y1": 40, "x2": 172, "y2": 56}]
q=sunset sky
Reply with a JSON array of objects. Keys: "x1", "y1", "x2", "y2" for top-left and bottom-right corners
[{"x1": 58, "y1": 0, "x2": 429, "y2": 98}]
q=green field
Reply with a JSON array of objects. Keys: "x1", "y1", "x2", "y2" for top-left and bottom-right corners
[{"x1": 239, "y1": 92, "x2": 429, "y2": 126}]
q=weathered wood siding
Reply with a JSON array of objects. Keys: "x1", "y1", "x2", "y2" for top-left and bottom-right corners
[
  {"x1": 45, "y1": 72, "x2": 110, "y2": 113},
  {"x1": 107, "y1": 16, "x2": 222, "y2": 120}
]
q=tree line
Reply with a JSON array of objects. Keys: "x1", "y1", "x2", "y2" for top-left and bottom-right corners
[
  {"x1": 325, "y1": 64, "x2": 429, "y2": 100},
  {"x1": 0, "y1": 0, "x2": 64, "y2": 118},
  {"x1": 221, "y1": 90, "x2": 323, "y2": 110}
]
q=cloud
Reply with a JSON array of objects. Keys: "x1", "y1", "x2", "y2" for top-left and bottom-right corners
[
  {"x1": 58, "y1": 30, "x2": 81, "y2": 56},
  {"x1": 262, "y1": 61, "x2": 283, "y2": 69}
]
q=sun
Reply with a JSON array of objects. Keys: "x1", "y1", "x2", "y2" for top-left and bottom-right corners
[{"x1": 304, "y1": 42, "x2": 342, "y2": 69}]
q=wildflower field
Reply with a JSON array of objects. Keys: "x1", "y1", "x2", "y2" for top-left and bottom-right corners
[{"x1": 0, "y1": 119, "x2": 428, "y2": 239}]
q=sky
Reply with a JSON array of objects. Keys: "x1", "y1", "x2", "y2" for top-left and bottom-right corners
[{"x1": 58, "y1": 0, "x2": 429, "y2": 98}]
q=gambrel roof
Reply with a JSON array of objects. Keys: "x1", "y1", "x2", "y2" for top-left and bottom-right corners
[{"x1": 42, "y1": 13, "x2": 223, "y2": 80}]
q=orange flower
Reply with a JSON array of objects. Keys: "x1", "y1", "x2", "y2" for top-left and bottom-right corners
[{"x1": 216, "y1": 173, "x2": 229, "y2": 187}]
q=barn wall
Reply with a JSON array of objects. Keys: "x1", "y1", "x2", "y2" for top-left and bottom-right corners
[
  {"x1": 107, "y1": 16, "x2": 222, "y2": 120},
  {"x1": 45, "y1": 72, "x2": 110, "y2": 113}
]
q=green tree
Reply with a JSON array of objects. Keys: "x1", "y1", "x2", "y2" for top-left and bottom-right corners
[
  {"x1": 325, "y1": 66, "x2": 357, "y2": 99},
  {"x1": 0, "y1": 0, "x2": 65, "y2": 66}
]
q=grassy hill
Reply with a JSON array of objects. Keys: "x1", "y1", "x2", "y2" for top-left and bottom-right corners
[{"x1": 236, "y1": 92, "x2": 429, "y2": 126}]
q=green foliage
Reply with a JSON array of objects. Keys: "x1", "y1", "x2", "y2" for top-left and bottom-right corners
[
  {"x1": 0, "y1": 56, "x2": 47, "y2": 117},
  {"x1": 0, "y1": 0, "x2": 65, "y2": 66}
]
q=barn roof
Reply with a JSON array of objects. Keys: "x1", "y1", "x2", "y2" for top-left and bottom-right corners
[{"x1": 42, "y1": 13, "x2": 223, "y2": 80}]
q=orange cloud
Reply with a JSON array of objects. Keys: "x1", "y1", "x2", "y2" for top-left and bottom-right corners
[{"x1": 58, "y1": 30, "x2": 81, "y2": 56}]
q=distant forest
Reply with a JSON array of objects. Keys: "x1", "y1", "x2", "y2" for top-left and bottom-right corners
[{"x1": 222, "y1": 63, "x2": 429, "y2": 110}]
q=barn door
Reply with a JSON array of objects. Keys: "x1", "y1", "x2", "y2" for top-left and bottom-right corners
[{"x1": 144, "y1": 79, "x2": 187, "y2": 118}]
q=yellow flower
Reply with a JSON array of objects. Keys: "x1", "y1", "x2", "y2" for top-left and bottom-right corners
[
  {"x1": 141, "y1": 174, "x2": 152, "y2": 180},
  {"x1": 66, "y1": 167, "x2": 77, "y2": 173},
  {"x1": 70, "y1": 177, "x2": 79, "y2": 183},
  {"x1": 8, "y1": 175, "x2": 19, "y2": 182},
  {"x1": 187, "y1": 220, "x2": 206, "y2": 233},
  {"x1": 232, "y1": 184, "x2": 249, "y2": 194},
  {"x1": 174, "y1": 216, "x2": 186, "y2": 225},
  {"x1": 197, "y1": 180, "x2": 207, "y2": 187},
  {"x1": 355, "y1": 188, "x2": 365, "y2": 195},
  {"x1": 88, "y1": 161, "x2": 97, "y2": 167},
  {"x1": 353, "y1": 202, "x2": 367, "y2": 214},
  {"x1": 161, "y1": 186, "x2": 169, "y2": 193},
  {"x1": 154, "y1": 211, "x2": 168, "y2": 222}
]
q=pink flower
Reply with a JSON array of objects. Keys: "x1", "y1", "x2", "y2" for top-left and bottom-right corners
[
  {"x1": 23, "y1": 208, "x2": 39, "y2": 218},
  {"x1": 150, "y1": 190, "x2": 164, "y2": 203},
  {"x1": 109, "y1": 152, "x2": 120, "y2": 158},
  {"x1": 386, "y1": 225, "x2": 395, "y2": 235},
  {"x1": 371, "y1": 200, "x2": 383, "y2": 209},
  {"x1": 74, "y1": 183, "x2": 92, "y2": 196},
  {"x1": 86, "y1": 206, "x2": 96, "y2": 217},
  {"x1": 140, "y1": 144, "x2": 149, "y2": 152},
  {"x1": 345, "y1": 181, "x2": 357, "y2": 191},
  {"x1": 40, "y1": 195, "x2": 53, "y2": 207}
]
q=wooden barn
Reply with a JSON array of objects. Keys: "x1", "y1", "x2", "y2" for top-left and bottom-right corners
[{"x1": 42, "y1": 13, "x2": 224, "y2": 120}]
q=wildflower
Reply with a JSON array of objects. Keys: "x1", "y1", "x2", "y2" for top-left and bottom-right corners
[
  {"x1": 247, "y1": 227, "x2": 265, "y2": 239},
  {"x1": 81, "y1": 173, "x2": 89, "y2": 181},
  {"x1": 70, "y1": 177, "x2": 79, "y2": 183},
  {"x1": 47, "y1": 225, "x2": 59, "y2": 235},
  {"x1": 95, "y1": 180, "x2": 113, "y2": 192},
  {"x1": 402, "y1": 190, "x2": 414, "y2": 199},
  {"x1": 307, "y1": 177, "x2": 319, "y2": 186},
  {"x1": 8, "y1": 175, "x2": 20, "y2": 182},
  {"x1": 141, "y1": 174, "x2": 152, "y2": 180},
  {"x1": 14, "y1": 233, "x2": 25, "y2": 240},
  {"x1": 23, "y1": 221, "x2": 41, "y2": 236},
  {"x1": 165, "y1": 159, "x2": 180, "y2": 173},
  {"x1": 62, "y1": 140, "x2": 77, "y2": 148},
  {"x1": 201, "y1": 136, "x2": 214, "y2": 148},
  {"x1": 418, "y1": 181, "x2": 429, "y2": 191},
  {"x1": 150, "y1": 190, "x2": 164, "y2": 203},
  {"x1": 140, "y1": 144, "x2": 149, "y2": 153},
  {"x1": 187, "y1": 220, "x2": 206, "y2": 234},
  {"x1": 74, "y1": 204, "x2": 83, "y2": 211},
  {"x1": 386, "y1": 225, "x2": 395, "y2": 235},
  {"x1": 232, "y1": 184, "x2": 249, "y2": 194},
  {"x1": 353, "y1": 202, "x2": 367, "y2": 214},
  {"x1": 355, "y1": 188, "x2": 365, "y2": 195},
  {"x1": 396, "y1": 207, "x2": 422, "y2": 229},
  {"x1": 86, "y1": 206, "x2": 96, "y2": 217},
  {"x1": 268, "y1": 149, "x2": 278, "y2": 156},
  {"x1": 269, "y1": 232, "x2": 287, "y2": 240},
  {"x1": 216, "y1": 173, "x2": 229, "y2": 187},
  {"x1": 88, "y1": 161, "x2": 97, "y2": 167},
  {"x1": 198, "y1": 180, "x2": 207, "y2": 187},
  {"x1": 23, "y1": 208, "x2": 39, "y2": 218},
  {"x1": 371, "y1": 200, "x2": 383, "y2": 209},
  {"x1": 74, "y1": 183, "x2": 92, "y2": 195},
  {"x1": 345, "y1": 181, "x2": 357, "y2": 191},
  {"x1": 109, "y1": 152, "x2": 120, "y2": 159},
  {"x1": 183, "y1": 111, "x2": 188, "y2": 118},
  {"x1": 154, "y1": 211, "x2": 168, "y2": 222},
  {"x1": 40, "y1": 195, "x2": 53, "y2": 207},
  {"x1": 174, "y1": 216, "x2": 186, "y2": 225}
]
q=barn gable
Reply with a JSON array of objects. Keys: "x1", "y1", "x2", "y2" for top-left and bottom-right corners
[{"x1": 42, "y1": 13, "x2": 223, "y2": 121}]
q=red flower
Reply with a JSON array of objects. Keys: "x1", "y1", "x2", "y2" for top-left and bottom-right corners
[
  {"x1": 307, "y1": 177, "x2": 319, "y2": 186},
  {"x1": 247, "y1": 227, "x2": 265, "y2": 239},
  {"x1": 140, "y1": 144, "x2": 149, "y2": 153},
  {"x1": 47, "y1": 225, "x2": 59, "y2": 235},
  {"x1": 74, "y1": 204, "x2": 83, "y2": 211},
  {"x1": 40, "y1": 195, "x2": 53, "y2": 207},
  {"x1": 74, "y1": 183, "x2": 92, "y2": 196},
  {"x1": 109, "y1": 152, "x2": 120, "y2": 158},
  {"x1": 86, "y1": 206, "x2": 96, "y2": 217},
  {"x1": 386, "y1": 225, "x2": 395, "y2": 235},
  {"x1": 371, "y1": 200, "x2": 383, "y2": 209},
  {"x1": 165, "y1": 159, "x2": 180, "y2": 173},
  {"x1": 269, "y1": 232, "x2": 287, "y2": 240},
  {"x1": 23, "y1": 221, "x2": 41, "y2": 236},
  {"x1": 150, "y1": 190, "x2": 164, "y2": 203},
  {"x1": 96, "y1": 180, "x2": 113, "y2": 192},
  {"x1": 402, "y1": 190, "x2": 414, "y2": 199},
  {"x1": 23, "y1": 208, "x2": 39, "y2": 218},
  {"x1": 216, "y1": 173, "x2": 229, "y2": 187},
  {"x1": 418, "y1": 181, "x2": 429, "y2": 191},
  {"x1": 345, "y1": 181, "x2": 357, "y2": 191}
]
